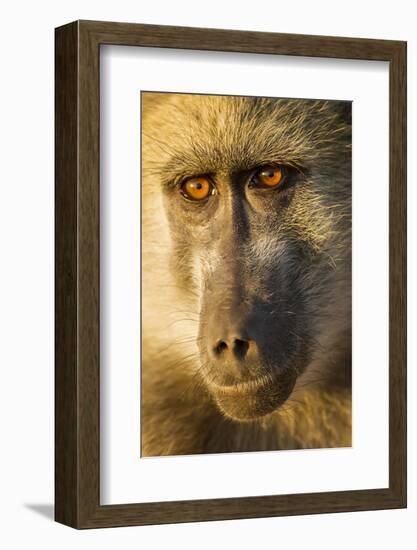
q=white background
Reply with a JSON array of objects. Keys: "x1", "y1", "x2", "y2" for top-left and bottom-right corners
[
  {"x1": 101, "y1": 47, "x2": 389, "y2": 504},
  {"x1": 0, "y1": 0, "x2": 415, "y2": 548}
]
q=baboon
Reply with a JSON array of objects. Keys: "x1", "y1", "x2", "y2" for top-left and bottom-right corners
[{"x1": 141, "y1": 92, "x2": 352, "y2": 457}]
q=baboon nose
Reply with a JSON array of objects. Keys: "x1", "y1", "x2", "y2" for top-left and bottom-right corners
[{"x1": 213, "y1": 336, "x2": 252, "y2": 361}]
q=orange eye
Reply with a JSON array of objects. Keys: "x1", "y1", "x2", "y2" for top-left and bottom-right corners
[
  {"x1": 256, "y1": 166, "x2": 284, "y2": 188},
  {"x1": 181, "y1": 177, "x2": 212, "y2": 201}
]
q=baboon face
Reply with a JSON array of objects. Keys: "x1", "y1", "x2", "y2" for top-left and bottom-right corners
[{"x1": 143, "y1": 93, "x2": 351, "y2": 422}]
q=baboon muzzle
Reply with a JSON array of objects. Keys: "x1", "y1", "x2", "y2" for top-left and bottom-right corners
[{"x1": 199, "y1": 289, "x2": 299, "y2": 421}]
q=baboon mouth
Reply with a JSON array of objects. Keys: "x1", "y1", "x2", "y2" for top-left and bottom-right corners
[
  {"x1": 207, "y1": 373, "x2": 278, "y2": 396},
  {"x1": 206, "y1": 371, "x2": 297, "y2": 422}
]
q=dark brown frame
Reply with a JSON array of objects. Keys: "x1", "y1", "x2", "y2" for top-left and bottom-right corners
[{"x1": 55, "y1": 20, "x2": 407, "y2": 529}]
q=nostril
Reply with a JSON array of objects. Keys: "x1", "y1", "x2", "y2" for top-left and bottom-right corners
[
  {"x1": 233, "y1": 338, "x2": 250, "y2": 360},
  {"x1": 212, "y1": 337, "x2": 252, "y2": 360},
  {"x1": 214, "y1": 340, "x2": 228, "y2": 356}
]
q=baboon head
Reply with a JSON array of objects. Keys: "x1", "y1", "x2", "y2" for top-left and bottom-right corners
[{"x1": 142, "y1": 93, "x2": 351, "y2": 422}]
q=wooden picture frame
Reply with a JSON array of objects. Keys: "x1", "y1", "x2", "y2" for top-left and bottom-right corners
[{"x1": 55, "y1": 20, "x2": 407, "y2": 529}]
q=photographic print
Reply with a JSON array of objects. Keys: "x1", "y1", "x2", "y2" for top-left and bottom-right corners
[{"x1": 141, "y1": 92, "x2": 352, "y2": 457}]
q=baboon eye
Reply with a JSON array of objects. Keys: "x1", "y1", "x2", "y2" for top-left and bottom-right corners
[
  {"x1": 181, "y1": 177, "x2": 213, "y2": 202},
  {"x1": 253, "y1": 166, "x2": 284, "y2": 188}
]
